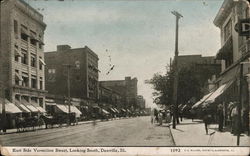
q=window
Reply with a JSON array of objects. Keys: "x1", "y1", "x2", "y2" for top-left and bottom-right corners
[
  {"x1": 21, "y1": 25, "x2": 28, "y2": 41},
  {"x1": 21, "y1": 75, "x2": 29, "y2": 87},
  {"x1": 31, "y1": 75, "x2": 37, "y2": 89},
  {"x1": 224, "y1": 19, "x2": 232, "y2": 42},
  {"x1": 31, "y1": 54, "x2": 36, "y2": 67},
  {"x1": 15, "y1": 70, "x2": 20, "y2": 85},
  {"x1": 21, "y1": 49, "x2": 28, "y2": 65},
  {"x1": 39, "y1": 77, "x2": 43, "y2": 90},
  {"x1": 14, "y1": 20, "x2": 18, "y2": 34},
  {"x1": 48, "y1": 69, "x2": 56, "y2": 74}
]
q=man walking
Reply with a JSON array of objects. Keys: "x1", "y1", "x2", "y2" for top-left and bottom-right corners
[{"x1": 217, "y1": 104, "x2": 224, "y2": 132}]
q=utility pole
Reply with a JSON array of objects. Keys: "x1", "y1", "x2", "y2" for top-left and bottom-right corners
[
  {"x1": 237, "y1": 62, "x2": 244, "y2": 146},
  {"x1": 63, "y1": 64, "x2": 72, "y2": 126},
  {"x1": 0, "y1": 0, "x2": 6, "y2": 133},
  {"x1": 171, "y1": 11, "x2": 183, "y2": 129}
]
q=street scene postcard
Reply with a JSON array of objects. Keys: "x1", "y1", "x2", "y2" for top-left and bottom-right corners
[{"x1": 0, "y1": 0, "x2": 250, "y2": 155}]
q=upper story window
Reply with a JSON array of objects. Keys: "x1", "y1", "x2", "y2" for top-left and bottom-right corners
[
  {"x1": 21, "y1": 72, "x2": 29, "y2": 87},
  {"x1": 21, "y1": 25, "x2": 28, "y2": 41},
  {"x1": 14, "y1": 20, "x2": 18, "y2": 34},
  {"x1": 21, "y1": 49, "x2": 28, "y2": 65},
  {"x1": 31, "y1": 54, "x2": 36, "y2": 67},
  {"x1": 223, "y1": 19, "x2": 232, "y2": 42},
  {"x1": 31, "y1": 75, "x2": 37, "y2": 89}
]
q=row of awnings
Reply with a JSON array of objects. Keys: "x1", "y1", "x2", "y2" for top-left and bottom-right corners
[
  {"x1": 47, "y1": 103, "x2": 82, "y2": 117},
  {"x1": 0, "y1": 99, "x2": 46, "y2": 114},
  {"x1": 192, "y1": 80, "x2": 234, "y2": 109}
]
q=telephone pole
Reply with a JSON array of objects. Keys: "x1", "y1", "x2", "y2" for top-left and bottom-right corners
[
  {"x1": 63, "y1": 64, "x2": 72, "y2": 126},
  {"x1": 171, "y1": 11, "x2": 183, "y2": 129},
  {"x1": 0, "y1": 0, "x2": 7, "y2": 133}
]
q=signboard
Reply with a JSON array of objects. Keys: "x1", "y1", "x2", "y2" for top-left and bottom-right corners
[{"x1": 235, "y1": 18, "x2": 250, "y2": 36}]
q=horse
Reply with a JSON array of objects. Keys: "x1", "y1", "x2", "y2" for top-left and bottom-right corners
[
  {"x1": 15, "y1": 116, "x2": 26, "y2": 132},
  {"x1": 40, "y1": 115, "x2": 56, "y2": 129}
]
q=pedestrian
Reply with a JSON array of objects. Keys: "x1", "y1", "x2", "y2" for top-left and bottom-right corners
[
  {"x1": 203, "y1": 109, "x2": 211, "y2": 135},
  {"x1": 217, "y1": 104, "x2": 224, "y2": 132},
  {"x1": 231, "y1": 105, "x2": 238, "y2": 135}
]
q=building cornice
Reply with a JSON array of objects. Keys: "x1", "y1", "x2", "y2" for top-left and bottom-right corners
[
  {"x1": 214, "y1": 0, "x2": 235, "y2": 27},
  {"x1": 16, "y1": 0, "x2": 46, "y2": 29}
]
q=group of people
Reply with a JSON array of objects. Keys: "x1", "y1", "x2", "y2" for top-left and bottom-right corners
[
  {"x1": 151, "y1": 109, "x2": 172, "y2": 126},
  {"x1": 202, "y1": 102, "x2": 249, "y2": 135}
]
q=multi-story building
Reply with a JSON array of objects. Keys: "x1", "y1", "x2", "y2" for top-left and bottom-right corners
[
  {"x1": 212, "y1": 0, "x2": 250, "y2": 132},
  {"x1": 44, "y1": 45, "x2": 99, "y2": 105},
  {"x1": 99, "y1": 76, "x2": 138, "y2": 110},
  {"x1": 194, "y1": 0, "x2": 249, "y2": 133},
  {"x1": 0, "y1": 0, "x2": 47, "y2": 109},
  {"x1": 98, "y1": 84, "x2": 122, "y2": 109}
]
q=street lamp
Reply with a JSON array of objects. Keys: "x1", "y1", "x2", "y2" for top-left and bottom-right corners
[{"x1": 171, "y1": 11, "x2": 183, "y2": 129}]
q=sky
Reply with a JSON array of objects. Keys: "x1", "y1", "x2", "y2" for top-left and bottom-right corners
[{"x1": 25, "y1": 0, "x2": 223, "y2": 108}]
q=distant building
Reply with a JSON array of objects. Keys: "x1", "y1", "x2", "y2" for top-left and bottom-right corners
[
  {"x1": 44, "y1": 45, "x2": 99, "y2": 105},
  {"x1": 0, "y1": 0, "x2": 46, "y2": 108},
  {"x1": 98, "y1": 84, "x2": 122, "y2": 109},
  {"x1": 174, "y1": 55, "x2": 221, "y2": 72},
  {"x1": 136, "y1": 95, "x2": 146, "y2": 109},
  {"x1": 99, "y1": 77, "x2": 138, "y2": 110}
]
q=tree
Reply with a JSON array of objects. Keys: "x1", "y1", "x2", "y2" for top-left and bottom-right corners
[{"x1": 146, "y1": 63, "x2": 219, "y2": 108}]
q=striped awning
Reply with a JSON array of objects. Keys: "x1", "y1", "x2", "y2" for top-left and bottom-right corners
[{"x1": 0, "y1": 99, "x2": 22, "y2": 114}]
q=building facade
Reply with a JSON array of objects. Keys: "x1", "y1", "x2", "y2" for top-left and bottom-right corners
[
  {"x1": 99, "y1": 76, "x2": 138, "y2": 110},
  {"x1": 44, "y1": 45, "x2": 99, "y2": 104},
  {"x1": 195, "y1": 0, "x2": 250, "y2": 133},
  {"x1": 0, "y1": 0, "x2": 46, "y2": 108}
]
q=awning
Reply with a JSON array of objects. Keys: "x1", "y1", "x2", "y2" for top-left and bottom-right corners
[
  {"x1": 56, "y1": 104, "x2": 69, "y2": 113},
  {"x1": 121, "y1": 109, "x2": 126, "y2": 112},
  {"x1": 109, "y1": 108, "x2": 116, "y2": 113},
  {"x1": 26, "y1": 105, "x2": 39, "y2": 112},
  {"x1": 20, "y1": 99, "x2": 39, "y2": 112},
  {"x1": 70, "y1": 105, "x2": 82, "y2": 115},
  {"x1": 101, "y1": 109, "x2": 110, "y2": 114},
  {"x1": 203, "y1": 81, "x2": 233, "y2": 105},
  {"x1": 114, "y1": 108, "x2": 120, "y2": 113},
  {"x1": 19, "y1": 104, "x2": 30, "y2": 113},
  {"x1": 36, "y1": 106, "x2": 46, "y2": 113},
  {"x1": 0, "y1": 99, "x2": 22, "y2": 114},
  {"x1": 39, "y1": 58, "x2": 46, "y2": 65},
  {"x1": 192, "y1": 92, "x2": 213, "y2": 109},
  {"x1": 46, "y1": 102, "x2": 56, "y2": 106}
]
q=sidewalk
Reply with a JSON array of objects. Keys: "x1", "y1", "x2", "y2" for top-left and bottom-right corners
[{"x1": 170, "y1": 119, "x2": 250, "y2": 146}]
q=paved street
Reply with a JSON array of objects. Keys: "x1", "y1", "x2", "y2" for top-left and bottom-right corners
[{"x1": 0, "y1": 116, "x2": 174, "y2": 146}]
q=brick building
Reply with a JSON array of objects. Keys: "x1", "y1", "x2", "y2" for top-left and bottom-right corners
[
  {"x1": 0, "y1": 0, "x2": 47, "y2": 109},
  {"x1": 99, "y1": 77, "x2": 138, "y2": 110},
  {"x1": 44, "y1": 45, "x2": 99, "y2": 105},
  {"x1": 98, "y1": 84, "x2": 122, "y2": 110}
]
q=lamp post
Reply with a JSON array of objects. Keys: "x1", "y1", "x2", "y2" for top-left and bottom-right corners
[{"x1": 171, "y1": 11, "x2": 183, "y2": 129}]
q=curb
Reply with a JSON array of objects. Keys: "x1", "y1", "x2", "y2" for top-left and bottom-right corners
[{"x1": 168, "y1": 125, "x2": 177, "y2": 146}]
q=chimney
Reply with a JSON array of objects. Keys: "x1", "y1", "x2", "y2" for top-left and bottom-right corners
[{"x1": 57, "y1": 45, "x2": 71, "y2": 51}]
